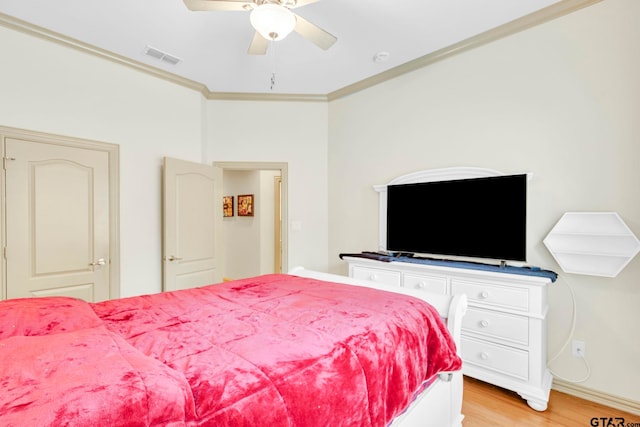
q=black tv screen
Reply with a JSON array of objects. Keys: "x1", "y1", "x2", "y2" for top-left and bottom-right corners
[{"x1": 386, "y1": 174, "x2": 527, "y2": 262}]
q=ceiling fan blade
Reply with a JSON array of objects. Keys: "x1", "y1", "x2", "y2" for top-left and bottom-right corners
[
  {"x1": 286, "y1": 0, "x2": 320, "y2": 10},
  {"x1": 248, "y1": 32, "x2": 269, "y2": 55},
  {"x1": 294, "y1": 14, "x2": 337, "y2": 50},
  {"x1": 183, "y1": 0, "x2": 252, "y2": 12}
]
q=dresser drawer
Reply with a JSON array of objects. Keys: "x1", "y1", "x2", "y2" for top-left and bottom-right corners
[
  {"x1": 462, "y1": 307, "x2": 529, "y2": 346},
  {"x1": 351, "y1": 266, "x2": 401, "y2": 287},
  {"x1": 451, "y1": 279, "x2": 529, "y2": 312},
  {"x1": 461, "y1": 336, "x2": 529, "y2": 381},
  {"x1": 403, "y1": 273, "x2": 447, "y2": 294}
]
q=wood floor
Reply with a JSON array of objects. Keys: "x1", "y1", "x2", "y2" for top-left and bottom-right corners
[{"x1": 462, "y1": 376, "x2": 638, "y2": 426}]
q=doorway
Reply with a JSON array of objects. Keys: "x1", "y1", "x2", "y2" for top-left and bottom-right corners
[{"x1": 214, "y1": 162, "x2": 287, "y2": 280}]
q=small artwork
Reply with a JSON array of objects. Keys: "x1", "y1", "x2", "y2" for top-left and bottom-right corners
[
  {"x1": 237, "y1": 194, "x2": 254, "y2": 217},
  {"x1": 223, "y1": 196, "x2": 234, "y2": 217}
]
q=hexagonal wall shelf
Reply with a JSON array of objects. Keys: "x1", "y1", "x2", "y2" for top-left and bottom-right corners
[{"x1": 544, "y1": 212, "x2": 640, "y2": 277}]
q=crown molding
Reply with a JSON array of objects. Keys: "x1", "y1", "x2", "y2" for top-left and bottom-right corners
[
  {"x1": 1, "y1": 0, "x2": 602, "y2": 103},
  {"x1": 0, "y1": 12, "x2": 209, "y2": 97},
  {"x1": 328, "y1": 0, "x2": 603, "y2": 101},
  {"x1": 206, "y1": 91, "x2": 327, "y2": 102}
]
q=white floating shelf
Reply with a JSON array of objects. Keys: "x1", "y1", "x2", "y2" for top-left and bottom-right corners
[{"x1": 544, "y1": 212, "x2": 640, "y2": 277}]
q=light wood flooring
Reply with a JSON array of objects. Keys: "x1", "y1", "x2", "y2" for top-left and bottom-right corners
[{"x1": 462, "y1": 376, "x2": 638, "y2": 426}]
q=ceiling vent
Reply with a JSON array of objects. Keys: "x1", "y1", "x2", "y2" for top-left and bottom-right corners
[{"x1": 143, "y1": 45, "x2": 181, "y2": 65}]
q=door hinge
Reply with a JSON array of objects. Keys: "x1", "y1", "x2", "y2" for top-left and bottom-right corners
[{"x1": 3, "y1": 157, "x2": 16, "y2": 170}]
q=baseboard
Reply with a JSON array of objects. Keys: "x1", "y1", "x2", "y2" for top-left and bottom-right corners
[{"x1": 553, "y1": 379, "x2": 640, "y2": 416}]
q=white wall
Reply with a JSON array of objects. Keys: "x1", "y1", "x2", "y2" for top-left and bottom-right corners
[
  {"x1": 206, "y1": 100, "x2": 329, "y2": 272},
  {"x1": 0, "y1": 26, "x2": 205, "y2": 297},
  {"x1": 327, "y1": 0, "x2": 639, "y2": 403}
]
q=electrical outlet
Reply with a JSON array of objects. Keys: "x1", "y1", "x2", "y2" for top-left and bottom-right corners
[{"x1": 572, "y1": 340, "x2": 586, "y2": 358}]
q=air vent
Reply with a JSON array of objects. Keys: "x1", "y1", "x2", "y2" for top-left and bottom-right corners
[{"x1": 143, "y1": 45, "x2": 181, "y2": 66}]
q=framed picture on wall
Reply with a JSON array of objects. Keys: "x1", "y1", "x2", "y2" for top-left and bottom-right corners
[
  {"x1": 237, "y1": 194, "x2": 254, "y2": 216},
  {"x1": 223, "y1": 196, "x2": 234, "y2": 217}
]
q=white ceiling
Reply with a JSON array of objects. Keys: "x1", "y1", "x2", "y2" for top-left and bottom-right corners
[{"x1": 0, "y1": 0, "x2": 565, "y2": 96}]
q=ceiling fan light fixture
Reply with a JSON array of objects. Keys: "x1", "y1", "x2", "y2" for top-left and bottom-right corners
[{"x1": 250, "y1": 3, "x2": 296, "y2": 41}]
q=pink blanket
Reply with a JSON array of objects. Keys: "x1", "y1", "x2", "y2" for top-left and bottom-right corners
[{"x1": 1, "y1": 274, "x2": 461, "y2": 426}]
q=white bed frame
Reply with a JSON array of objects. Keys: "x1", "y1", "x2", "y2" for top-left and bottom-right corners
[{"x1": 289, "y1": 267, "x2": 468, "y2": 427}]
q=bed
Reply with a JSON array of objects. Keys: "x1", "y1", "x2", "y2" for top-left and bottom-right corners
[{"x1": 0, "y1": 268, "x2": 467, "y2": 427}]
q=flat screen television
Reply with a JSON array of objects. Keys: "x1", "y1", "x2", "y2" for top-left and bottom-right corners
[{"x1": 386, "y1": 174, "x2": 527, "y2": 262}]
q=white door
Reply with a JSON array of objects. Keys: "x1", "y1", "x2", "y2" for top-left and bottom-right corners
[
  {"x1": 4, "y1": 138, "x2": 111, "y2": 301},
  {"x1": 163, "y1": 157, "x2": 222, "y2": 291}
]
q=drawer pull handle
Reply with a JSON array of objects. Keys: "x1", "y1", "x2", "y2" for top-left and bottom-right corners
[
  {"x1": 480, "y1": 291, "x2": 490, "y2": 299},
  {"x1": 479, "y1": 320, "x2": 490, "y2": 328},
  {"x1": 479, "y1": 352, "x2": 490, "y2": 360},
  {"x1": 415, "y1": 281, "x2": 425, "y2": 289},
  {"x1": 370, "y1": 274, "x2": 378, "y2": 281}
]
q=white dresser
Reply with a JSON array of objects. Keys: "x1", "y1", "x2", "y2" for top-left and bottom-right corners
[{"x1": 343, "y1": 255, "x2": 554, "y2": 411}]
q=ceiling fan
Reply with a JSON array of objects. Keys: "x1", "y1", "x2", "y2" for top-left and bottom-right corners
[{"x1": 183, "y1": 0, "x2": 337, "y2": 55}]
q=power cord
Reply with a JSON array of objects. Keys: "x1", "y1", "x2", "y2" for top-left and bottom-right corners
[{"x1": 547, "y1": 274, "x2": 592, "y2": 383}]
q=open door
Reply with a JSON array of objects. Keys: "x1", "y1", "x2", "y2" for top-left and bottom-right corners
[{"x1": 162, "y1": 157, "x2": 222, "y2": 291}]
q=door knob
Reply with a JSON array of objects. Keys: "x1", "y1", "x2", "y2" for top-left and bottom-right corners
[
  {"x1": 164, "y1": 255, "x2": 183, "y2": 262},
  {"x1": 89, "y1": 258, "x2": 106, "y2": 267}
]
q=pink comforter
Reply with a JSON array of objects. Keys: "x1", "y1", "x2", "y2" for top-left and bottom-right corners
[{"x1": 0, "y1": 274, "x2": 461, "y2": 426}]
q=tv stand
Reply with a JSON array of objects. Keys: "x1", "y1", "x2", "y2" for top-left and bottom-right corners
[{"x1": 343, "y1": 255, "x2": 554, "y2": 411}]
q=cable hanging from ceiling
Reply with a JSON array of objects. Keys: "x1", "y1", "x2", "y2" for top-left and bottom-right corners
[{"x1": 270, "y1": 40, "x2": 277, "y2": 91}]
